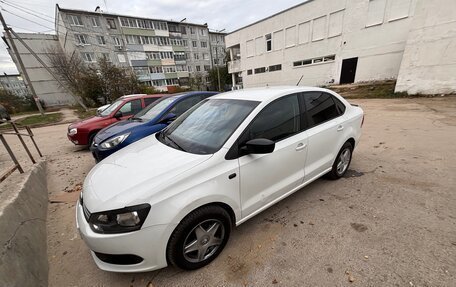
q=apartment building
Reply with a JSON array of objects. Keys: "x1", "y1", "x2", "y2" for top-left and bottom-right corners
[
  {"x1": 0, "y1": 73, "x2": 29, "y2": 98},
  {"x1": 226, "y1": 0, "x2": 456, "y2": 95},
  {"x1": 55, "y1": 5, "x2": 226, "y2": 91}
]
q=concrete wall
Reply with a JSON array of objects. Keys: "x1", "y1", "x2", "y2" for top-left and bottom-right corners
[
  {"x1": 4, "y1": 33, "x2": 76, "y2": 107},
  {"x1": 395, "y1": 0, "x2": 456, "y2": 94},
  {"x1": 226, "y1": 0, "x2": 417, "y2": 88},
  {"x1": 0, "y1": 160, "x2": 48, "y2": 287}
]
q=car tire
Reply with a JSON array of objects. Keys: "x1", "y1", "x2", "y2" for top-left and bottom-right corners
[
  {"x1": 327, "y1": 141, "x2": 353, "y2": 180},
  {"x1": 167, "y1": 205, "x2": 232, "y2": 270},
  {"x1": 88, "y1": 132, "x2": 97, "y2": 149}
]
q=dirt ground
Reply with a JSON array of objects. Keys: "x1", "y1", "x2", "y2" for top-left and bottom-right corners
[{"x1": 5, "y1": 97, "x2": 456, "y2": 286}]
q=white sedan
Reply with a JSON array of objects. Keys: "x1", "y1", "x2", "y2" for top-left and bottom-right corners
[{"x1": 76, "y1": 86, "x2": 364, "y2": 272}]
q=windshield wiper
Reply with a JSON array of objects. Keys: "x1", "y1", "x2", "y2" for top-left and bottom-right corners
[
  {"x1": 130, "y1": 117, "x2": 143, "y2": 121},
  {"x1": 162, "y1": 132, "x2": 186, "y2": 152}
]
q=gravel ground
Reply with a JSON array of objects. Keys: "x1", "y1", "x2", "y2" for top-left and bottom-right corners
[{"x1": 6, "y1": 97, "x2": 456, "y2": 287}]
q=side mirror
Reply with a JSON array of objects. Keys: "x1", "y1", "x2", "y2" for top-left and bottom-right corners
[
  {"x1": 242, "y1": 138, "x2": 275, "y2": 154},
  {"x1": 159, "y1": 113, "x2": 177, "y2": 124},
  {"x1": 114, "y1": 111, "x2": 123, "y2": 119}
]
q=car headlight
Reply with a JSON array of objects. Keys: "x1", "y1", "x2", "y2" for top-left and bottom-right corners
[
  {"x1": 88, "y1": 204, "x2": 151, "y2": 234},
  {"x1": 69, "y1": 128, "x2": 77, "y2": 136},
  {"x1": 100, "y1": 133, "x2": 130, "y2": 149}
]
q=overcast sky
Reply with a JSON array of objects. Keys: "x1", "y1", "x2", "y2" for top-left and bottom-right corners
[{"x1": 0, "y1": 0, "x2": 306, "y2": 74}]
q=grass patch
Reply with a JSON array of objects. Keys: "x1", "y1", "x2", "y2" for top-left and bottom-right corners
[
  {"x1": 74, "y1": 107, "x2": 97, "y2": 119},
  {"x1": 330, "y1": 81, "x2": 410, "y2": 99},
  {"x1": 15, "y1": 112, "x2": 63, "y2": 126}
]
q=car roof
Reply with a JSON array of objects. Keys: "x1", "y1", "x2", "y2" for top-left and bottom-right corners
[
  {"x1": 165, "y1": 91, "x2": 218, "y2": 100},
  {"x1": 120, "y1": 94, "x2": 167, "y2": 100},
  {"x1": 211, "y1": 86, "x2": 331, "y2": 102}
]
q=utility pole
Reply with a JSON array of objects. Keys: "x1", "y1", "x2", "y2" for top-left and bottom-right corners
[
  {"x1": 0, "y1": 11, "x2": 45, "y2": 115},
  {"x1": 215, "y1": 43, "x2": 221, "y2": 92}
]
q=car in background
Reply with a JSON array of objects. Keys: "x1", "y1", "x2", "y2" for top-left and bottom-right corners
[
  {"x1": 0, "y1": 104, "x2": 11, "y2": 121},
  {"x1": 67, "y1": 94, "x2": 164, "y2": 146},
  {"x1": 90, "y1": 91, "x2": 218, "y2": 162},
  {"x1": 77, "y1": 87, "x2": 364, "y2": 272}
]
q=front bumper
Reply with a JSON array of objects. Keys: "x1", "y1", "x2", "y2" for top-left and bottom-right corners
[
  {"x1": 67, "y1": 131, "x2": 89, "y2": 145},
  {"x1": 76, "y1": 199, "x2": 174, "y2": 272}
]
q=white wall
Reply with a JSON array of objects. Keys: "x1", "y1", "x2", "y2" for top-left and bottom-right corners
[
  {"x1": 226, "y1": 0, "x2": 418, "y2": 88},
  {"x1": 396, "y1": 0, "x2": 456, "y2": 94},
  {"x1": 5, "y1": 33, "x2": 76, "y2": 106}
]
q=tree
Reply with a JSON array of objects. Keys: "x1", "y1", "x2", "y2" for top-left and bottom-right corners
[
  {"x1": 189, "y1": 72, "x2": 206, "y2": 91},
  {"x1": 47, "y1": 49, "x2": 144, "y2": 107},
  {"x1": 0, "y1": 89, "x2": 36, "y2": 113},
  {"x1": 207, "y1": 65, "x2": 231, "y2": 91}
]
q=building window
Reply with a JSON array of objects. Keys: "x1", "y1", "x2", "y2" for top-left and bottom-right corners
[
  {"x1": 181, "y1": 26, "x2": 187, "y2": 34},
  {"x1": 75, "y1": 34, "x2": 88, "y2": 45},
  {"x1": 200, "y1": 29, "x2": 207, "y2": 36},
  {"x1": 269, "y1": 64, "x2": 282, "y2": 72},
  {"x1": 146, "y1": 52, "x2": 160, "y2": 60},
  {"x1": 100, "y1": 53, "x2": 111, "y2": 62},
  {"x1": 196, "y1": 66, "x2": 201, "y2": 72},
  {"x1": 201, "y1": 41, "x2": 207, "y2": 48},
  {"x1": 202, "y1": 53, "x2": 209, "y2": 60},
  {"x1": 176, "y1": 65, "x2": 187, "y2": 72},
  {"x1": 190, "y1": 27, "x2": 195, "y2": 34},
  {"x1": 265, "y1": 34, "x2": 272, "y2": 52},
  {"x1": 254, "y1": 67, "x2": 266, "y2": 74},
  {"x1": 160, "y1": 52, "x2": 174, "y2": 59},
  {"x1": 96, "y1": 35, "x2": 106, "y2": 45},
  {"x1": 69, "y1": 15, "x2": 83, "y2": 26},
  {"x1": 247, "y1": 69, "x2": 253, "y2": 75},
  {"x1": 149, "y1": 66, "x2": 163, "y2": 73},
  {"x1": 293, "y1": 55, "x2": 335, "y2": 67},
  {"x1": 112, "y1": 36, "x2": 122, "y2": 47},
  {"x1": 163, "y1": 66, "x2": 176, "y2": 73},
  {"x1": 187, "y1": 66, "x2": 193, "y2": 72},
  {"x1": 193, "y1": 53, "x2": 199, "y2": 60},
  {"x1": 82, "y1": 52, "x2": 95, "y2": 62},
  {"x1": 192, "y1": 41, "x2": 197, "y2": 48},
  {"x1": 174, "y1": 52, "x2": 186, "y2": 61},
  {"x1": 90, "y1": 17, "x2": 99, "y2": 27},
  {"x1": 106, "y1": 18, "x2": 116, "y2": 29},
  {"x1": 204, "y1": 65, "x2": 210, "y2": 72}
]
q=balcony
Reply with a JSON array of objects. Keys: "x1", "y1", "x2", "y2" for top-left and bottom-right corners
[{"x1": 228, "y1": 60, "x2": 241, "y2": 74}]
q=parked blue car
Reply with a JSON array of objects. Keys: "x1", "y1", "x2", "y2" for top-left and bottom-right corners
[{"x1": 91, "y1": 91, "x2": 218, "y2": 162}]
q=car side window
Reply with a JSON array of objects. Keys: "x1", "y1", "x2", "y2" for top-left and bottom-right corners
[
  {"x1": 303, "y1": 92, "x2": 340, "y2": 127},
  {"x1": 119, "y1": 99, "x2": 142, "y2": 116},
  {"x1": 242, "y1": 94, "x2": 300, "y2": 143},
  {"x1": 169, "y1": 96, "x2": 202, "y2": 117},
  {"x1": 332, "y1": 95, "x2": 346, "y2": 115},
  {"x1": 144, "y1": 97, "x2": 158, "y2": 107}
]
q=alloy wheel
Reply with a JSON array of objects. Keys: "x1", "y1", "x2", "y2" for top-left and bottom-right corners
[{"x1": 182, "y1": 219, "x2": 225, "y2": 263}]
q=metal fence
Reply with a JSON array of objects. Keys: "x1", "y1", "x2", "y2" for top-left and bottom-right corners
[{"x1": 0, "y1": 119, "x2": 42, "y2": 183}]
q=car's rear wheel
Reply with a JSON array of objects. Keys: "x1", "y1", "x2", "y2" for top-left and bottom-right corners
[
  {"x1": 328, "y1": 141, "x2": 353, "y2": 179},
  {"x1": 167, "y1": 205, "x2": 231, "y2": 270}
]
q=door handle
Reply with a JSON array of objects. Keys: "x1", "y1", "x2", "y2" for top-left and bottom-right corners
[
  {"x1": 337, "y1": 125, "x2": 344, "y2": 132},
  {"x1": 296, "y1": 143, "x2": 307, "y2": 151}
]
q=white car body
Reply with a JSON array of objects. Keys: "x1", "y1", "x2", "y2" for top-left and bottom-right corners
[{"x1": 76, "y1": 86, "x2": 364, "y2": 272}]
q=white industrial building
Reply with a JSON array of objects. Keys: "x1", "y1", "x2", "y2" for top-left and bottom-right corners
[{"x1": 226, "y1": 0, "x2": 456, "y2": 95}]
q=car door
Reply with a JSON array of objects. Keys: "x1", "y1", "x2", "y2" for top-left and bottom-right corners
[
  {"x1": 238, "y1": 94, "x2": 308, "y2": 218},
  {"x1": 301, "y1": 92, "x2": 345, "y2": 181}
]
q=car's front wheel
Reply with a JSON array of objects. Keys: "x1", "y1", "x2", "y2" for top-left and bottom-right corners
[
  {"x1": 328, "y1": 141, "x2": 353, "y2": 179},
  {"x1": 167, "y1": 205, "x2": 231, "y2": 270}
]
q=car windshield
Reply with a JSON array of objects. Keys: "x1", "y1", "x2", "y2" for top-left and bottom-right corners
[
  {"x1": 135, "y1": 96, "x2": 178, "y2": 121},
  {"x1": 158, "y1": 99, "x2": 259, "y2": 154},
  {"x1": 99, "y1": 100, "x2": 123, "y2": 117}
]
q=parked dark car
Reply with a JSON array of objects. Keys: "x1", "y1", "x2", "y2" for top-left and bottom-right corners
[
  {"x1": 0, "y1": 104, "x2": 11, "y2": 121},
  {"x1": 67, "y1": 94, "x2": 165, "y2": 146},
  {"x1": 90, "y1": 91, "x2": 218, "y2": 162}
]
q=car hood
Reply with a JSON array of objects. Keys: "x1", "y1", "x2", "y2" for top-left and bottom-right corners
[
  {"x1": 70, "y1": 116, "x2": 106, "y2": 128},
  {"x1": 83, "y1": 135, "x2": 212, "y2": 212},
  {"x1": 95, "y1": 119, "x2": 145, "y2": 142}
]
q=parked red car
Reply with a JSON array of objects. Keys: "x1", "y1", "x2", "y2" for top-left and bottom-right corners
[{"x1": 67, "y1": 94, "x2": 165, "y2": 146}]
